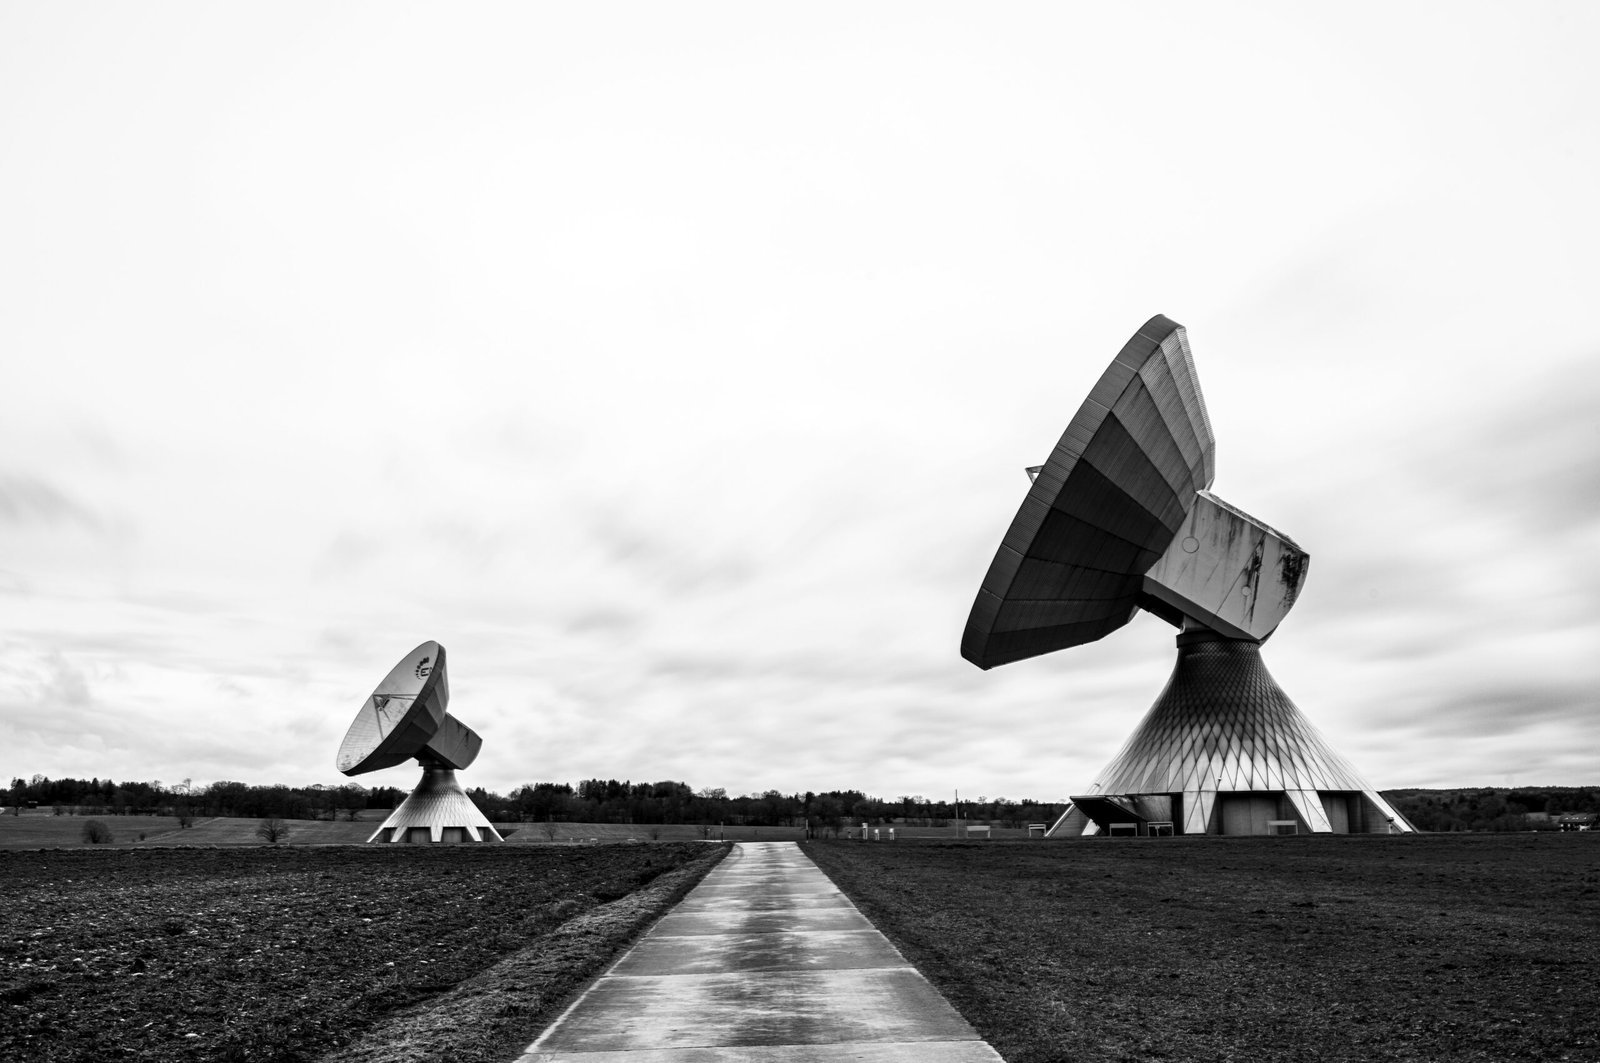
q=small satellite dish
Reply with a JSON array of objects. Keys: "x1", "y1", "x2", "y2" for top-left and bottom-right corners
[
  {"x1": 961, "y1": 316, "x2": 1412, "y2": 837},
  {"x1": 335, "y1": 641, "x2": 500, "y2": 844}
]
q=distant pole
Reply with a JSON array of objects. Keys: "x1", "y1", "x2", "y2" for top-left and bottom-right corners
[{"x1": 955, "y1": 788, "x2": 962, "y2": 839}]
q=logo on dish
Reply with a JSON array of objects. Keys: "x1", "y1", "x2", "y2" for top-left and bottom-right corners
[{"x1": 415, "y1": 657, "x2": 432, "y2": 680}]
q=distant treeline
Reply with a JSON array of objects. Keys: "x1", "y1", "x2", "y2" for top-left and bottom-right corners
[
  {"x1": 482, "y1": 780, "x2": 1065, "y2": 831},
  {"x1": 1385, "y1": 787, "x2": 1600, "y2": 832},
  {"x1": 13, "y1": 775, "x2": 1591, "y2": 834},
  {"x1": 4, "y1": 775, "x2": 404, "y2": 824},
  {"x1": 5, "y1": 773, "x2": 1063, "y2": 831}
]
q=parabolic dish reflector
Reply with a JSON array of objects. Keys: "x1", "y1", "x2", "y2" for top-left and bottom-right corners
[
  {"x1": 961, "y1": 315, "x2": 1216, "y2": 669},
  {"x1": 336, "y1": 641, "x2": 450, "y2": 775}
]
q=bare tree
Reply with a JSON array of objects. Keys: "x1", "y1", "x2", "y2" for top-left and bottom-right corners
[
  {"x1": 81, "y1": 819, "x2": 113, "y2": 844},
  {"x1": 338, "y1": 784, "x2": 366, "y2": 822},
  {"x1": 256, "y1": 818, "x2": 291, "y2": 844},
  {"x1": 172, "y1": 777, "x2": 196, "y2": 827}
]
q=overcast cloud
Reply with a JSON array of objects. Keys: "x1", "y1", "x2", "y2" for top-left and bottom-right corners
[{"x1": 2, "y1": 3, "x2": 1596, "y2": 801}]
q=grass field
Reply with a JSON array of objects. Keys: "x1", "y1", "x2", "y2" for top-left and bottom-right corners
[
  {"x1": 0, "y1": 812, "x2": 194, "y2": 847},
  {"x1": 1, "y1": 842, "x2": 727, "y2": 1063},
  {"x1": 0, "y1": 810, "x2": 819, "y2": 847},
  {"x1": 0, "y1": 811, "x2": 403, "y2": 847},
  {"x1": 1, "y1": 809, "x2": 1039, "y2": 848},
  {"x1": 805, "y1": 834, "x2": 1600, "y2": 1063}
]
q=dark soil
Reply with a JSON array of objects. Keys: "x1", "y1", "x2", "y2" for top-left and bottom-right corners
[
  {"x1": 324, "y1": 846, "x2": 726, "y2": 1063},
  {"x1": 0, "y1": 843, "x2": 721, "y2": 1063},
  {"x1": 804, "y1": 833, "x2": 1600, "y2": 1063}
]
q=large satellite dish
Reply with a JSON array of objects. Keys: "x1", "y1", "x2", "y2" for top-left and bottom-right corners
[
  {"x1": 336, "y1": 641, "x2": 502, "y2": 844},
  {"x1": 962, "y1": 316, "x2": 1412, "y2": 837}
]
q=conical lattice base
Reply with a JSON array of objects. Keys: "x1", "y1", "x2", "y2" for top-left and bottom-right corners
[
  {"x1": 368, "y1": 764, "x2": 504, "y2": 844},
  {"x1": 1050, "y1": 631, "x2": 1411, "y2": 836}
]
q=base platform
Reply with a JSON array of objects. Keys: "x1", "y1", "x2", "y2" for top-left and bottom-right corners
[
  {"x1": 368, "y1": 763, "x2": 503, "y2": 843},
  {"x1": 1049, "y1": 631, "x2": 1412, "y2": 837}
]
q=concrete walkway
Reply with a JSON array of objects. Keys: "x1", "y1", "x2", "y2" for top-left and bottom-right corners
[{"x1": 517, "y1": 840, "x2": 1004, "y2": 1062}]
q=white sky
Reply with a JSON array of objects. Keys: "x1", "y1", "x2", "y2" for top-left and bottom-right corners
[{"x1": 3, "y1": 3, "x2": 1596, "y2": 801}]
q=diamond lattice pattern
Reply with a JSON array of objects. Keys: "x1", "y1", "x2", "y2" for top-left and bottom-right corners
[{"x1": 1093, "y1": 636, "x2": 1374, "y2": 796}]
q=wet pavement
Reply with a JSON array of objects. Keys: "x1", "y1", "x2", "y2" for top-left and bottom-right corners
[{"x1": 517, "y1": 840, "x2": 1003, "y2": 1062}]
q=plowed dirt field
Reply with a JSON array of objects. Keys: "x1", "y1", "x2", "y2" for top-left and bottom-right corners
[{"x1": 2, "y1": 843, "x2": 720, "y2": 1062}]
